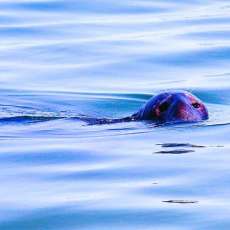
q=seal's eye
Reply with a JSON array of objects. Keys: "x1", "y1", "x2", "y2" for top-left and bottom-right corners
[
  {"x1": 159, "y1": 101, "x2": 169, "y2": 113},
  {"x1": 192, "y1": 102, "x2": 200, "y2": 109}
]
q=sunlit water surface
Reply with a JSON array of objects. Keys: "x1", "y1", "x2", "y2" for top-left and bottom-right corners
[{"x1": 0, "y1": 0, "x2": 230, "y2": 229}]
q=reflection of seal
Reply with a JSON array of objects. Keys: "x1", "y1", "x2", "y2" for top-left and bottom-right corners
[
  {"x1": 85, "y1": 91, "x2": 208, "y2": 125},
  {"x1": 132, "y1": 91, "x2": 208, "y2": 123}
]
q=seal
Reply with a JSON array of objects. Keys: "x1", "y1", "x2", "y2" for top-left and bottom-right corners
[
  {"x1": 132, "y1": 90, "x2": 209, "y2": 123},
  {"x1": 0, "y1": 91, "x2": 208, "y2": 125},
  {"x1": 85, "y1": 90, "x2": 208, "y2": 125}
]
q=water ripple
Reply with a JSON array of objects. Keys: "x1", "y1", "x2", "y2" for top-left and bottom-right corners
[{"x1": 0, "y1": 0, "x2": 230, "y2": 229}]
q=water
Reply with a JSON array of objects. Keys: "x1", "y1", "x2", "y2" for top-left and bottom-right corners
[{"x1": 0, "y1": 0, "x2": 230, "y2": 229}]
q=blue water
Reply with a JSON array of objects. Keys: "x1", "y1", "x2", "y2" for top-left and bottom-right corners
[{"x1": 1, "y1": 0, "x2": 230, "y2": 229}]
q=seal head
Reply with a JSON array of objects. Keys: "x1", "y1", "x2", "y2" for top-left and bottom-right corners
[{"x1": 134, "y1": 91, "x2": 208, "y2": 123}]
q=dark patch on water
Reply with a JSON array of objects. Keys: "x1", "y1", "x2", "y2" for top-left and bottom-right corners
[
  {"x1": 155, "y1": 142, "x2": 206, "y2": 154},
  {"x1": 155, "y1": 149, "x2": 195, "y2": 154},
  {"x1": 162, "y1": 200, "x2": 198, "y2": 204},
  {"x1": 155, "y1": 142, "x2": 224, "y2": 154},
  {"x1": 157, "y1": 143, "x2": 206, "y2": 148}
]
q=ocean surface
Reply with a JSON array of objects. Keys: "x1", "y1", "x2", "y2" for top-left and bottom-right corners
[{"x1": 0, "y1": 0, "x2": 230, "y2": 229}]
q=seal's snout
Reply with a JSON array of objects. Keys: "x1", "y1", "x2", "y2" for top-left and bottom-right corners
[
  {"x1": 170, "y1": 94, "x2": 208, "y2": 122},
  {"x1": 135, "y1": 91, "x2": 209, "y2": 123}
]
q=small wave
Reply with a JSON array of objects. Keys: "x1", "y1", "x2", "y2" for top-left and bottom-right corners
[
  {"x1": 157, "y1": 143, "x2": 206, "y2": 148},
  {"x1": 162, "y1": 200, "x2": 198, "y2": 204},
  {"x1": 155, "y1": 149, "x2": 195, "y2": 154},
  {"x1": 0, "y1": 115, "x2": 63, "y2": 124}
]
